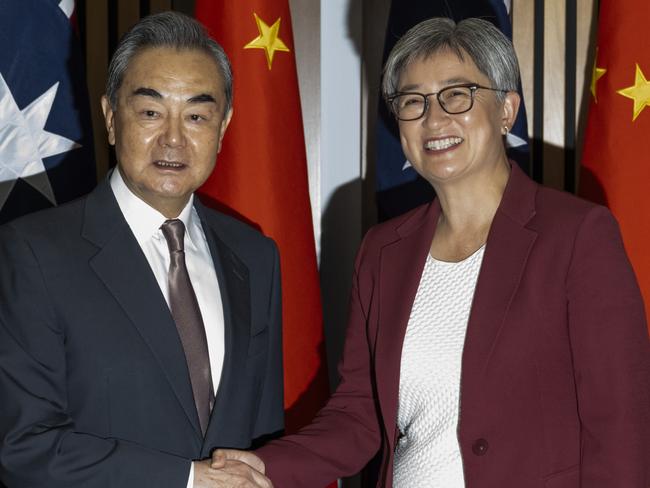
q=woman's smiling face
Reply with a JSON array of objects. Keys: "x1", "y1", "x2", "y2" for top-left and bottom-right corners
[{"x1": 396, "y1": 49, "x2": 519, "y2": 187}]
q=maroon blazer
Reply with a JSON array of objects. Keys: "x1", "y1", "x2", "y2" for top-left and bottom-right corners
[{"x1": 258, "y1": 164, "x2": 650, "y2": 487}]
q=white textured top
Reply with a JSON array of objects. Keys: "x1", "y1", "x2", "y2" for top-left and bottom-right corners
[{"x1": 393, "y1": 246, "x2": 485, "y2": 487}]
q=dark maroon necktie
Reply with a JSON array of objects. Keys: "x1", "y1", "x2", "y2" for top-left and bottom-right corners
[{"x1": 161, "y1": 219, "x2": 214, "y2": 435}]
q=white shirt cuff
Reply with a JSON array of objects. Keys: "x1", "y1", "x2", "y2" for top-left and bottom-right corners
[{"x1": 186, "y1": 462, "x2": 194, "y2": 488}]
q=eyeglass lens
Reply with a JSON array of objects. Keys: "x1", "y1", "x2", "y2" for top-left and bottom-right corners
[{"x1": 392, "y1": 85, "x2": 474, "y2": 120}]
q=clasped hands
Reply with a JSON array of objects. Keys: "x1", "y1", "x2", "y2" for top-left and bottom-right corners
[{"x1": 193, "y1": 449, "x2": 270, "y2": 488}]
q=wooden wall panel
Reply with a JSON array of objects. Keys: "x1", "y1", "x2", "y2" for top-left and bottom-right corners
[
  {"x1": 85, "y1": 0, "x2": 110, "y2": 180},
  {"x1": 512, "y1": 0, "x2": 535, "y2": 148},
  {"x1": 150, "y1": 0, "x2": 173, "y2": 14},
  {"x1": 117, "y1": 0, "x2": 140, "y2": 39},
  {"x1": 543, "y1": 0, "x2": 567, "y2": 189},
  {"x1": 513, "y1": 0, "x2": 596, "y2": 191}
]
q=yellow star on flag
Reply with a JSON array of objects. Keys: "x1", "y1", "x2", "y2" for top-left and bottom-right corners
[
  {"x1": 590, "y1": 49, "x2": 606, "y2": 102},
  {"x1": 617, "y1": 63, "x2": 650, "y2": 121},
  {"x1": 244, "y1": 13, "x2": 290, "y2": 70}
]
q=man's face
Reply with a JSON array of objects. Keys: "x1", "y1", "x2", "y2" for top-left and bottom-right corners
[{"x1": 101, "y1": 46, "x2": 232, "y2": 217}]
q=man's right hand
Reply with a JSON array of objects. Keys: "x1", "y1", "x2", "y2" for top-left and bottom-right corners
[
  {"x1": 210, "y1": 449, "x2": 266, "y2": 474},
  {"x1": 193, "y1": 458, "x2": 272, "y2": 488}
]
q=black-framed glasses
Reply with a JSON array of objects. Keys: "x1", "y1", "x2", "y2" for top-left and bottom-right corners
[{"x1": 387, "y1": 83, "x2": 508, "y2": 121}]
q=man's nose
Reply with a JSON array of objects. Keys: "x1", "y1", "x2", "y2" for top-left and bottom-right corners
[{"x1": 159, "y1": 116, "x2": 185, "y2": 147}]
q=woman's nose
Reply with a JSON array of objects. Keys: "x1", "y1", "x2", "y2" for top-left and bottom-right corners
[{"x1": 421, "y1": 95, "x2": 451, "y2": 127}]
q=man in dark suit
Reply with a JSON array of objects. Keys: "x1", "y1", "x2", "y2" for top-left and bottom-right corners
[{"x1": 0, "y1": 12, "x2": 282, "y2": 488}]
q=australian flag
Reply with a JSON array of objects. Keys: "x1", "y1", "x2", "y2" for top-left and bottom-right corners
[
  {"x1": 0, "y1": 0, "x2": 96, "y2": 224},
  {"x1": 376, "y1": 0, "x2": 529, "y2": 221}
]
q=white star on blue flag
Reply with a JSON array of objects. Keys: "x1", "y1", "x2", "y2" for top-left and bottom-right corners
[
  {"x1": 0, "y1": 0, "x2": 95, "y2": 223},
  {"x1": 0, "y1": 74, "x2": 81, "y2": 209}
]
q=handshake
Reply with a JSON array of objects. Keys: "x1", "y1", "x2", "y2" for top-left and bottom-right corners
[{"x1": 194, "y1": 449, "x2": 271, "y2": 488}]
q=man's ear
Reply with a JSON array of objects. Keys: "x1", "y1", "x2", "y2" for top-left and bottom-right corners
[
  {"x1": 501, "y1": 91, "x2": 521, "y2": 132},
  {"x1": 216, "y1": 108, "x2": 233, "y2": 154},
  {"x1": 100, "y1": 95, "x2": 116, "y2": 146}
]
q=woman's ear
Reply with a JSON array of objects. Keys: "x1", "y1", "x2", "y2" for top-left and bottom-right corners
[{"x1": 501, "y1": 91, "x2": 521, "y2": 133}]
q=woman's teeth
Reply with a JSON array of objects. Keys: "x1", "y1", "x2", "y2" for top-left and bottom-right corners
[{"x1": 424, "y1": 137, "x2": 462, "y2": 151}]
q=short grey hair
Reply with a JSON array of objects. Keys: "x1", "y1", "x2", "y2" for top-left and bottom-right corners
[
  {"x1": 382, "y1": 17, "x2": 520, "y2": 103},
  {"x1": 106, "y1": 11, "x2": 233, "y2": 114}
]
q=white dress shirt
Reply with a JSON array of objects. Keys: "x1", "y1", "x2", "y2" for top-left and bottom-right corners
[{"x1": 110, "y1": 169, "x2": 224, "y2": 487}]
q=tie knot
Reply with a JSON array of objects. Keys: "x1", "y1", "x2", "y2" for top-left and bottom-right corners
[{"x1": 161, "y1": 219, "x2": 186, "y2": 253}]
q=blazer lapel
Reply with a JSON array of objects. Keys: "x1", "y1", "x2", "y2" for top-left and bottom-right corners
[
  {"x1": 374, "y1": 202, "x2": 440, "y2": 449},
  {"x1": 196, "y1": 207, "x2": 251, "y2": 446},
  {"x1": 82, "y1": 182, "x2": 203, "y2": 438},
  {"x1": 460, "y1": 165, "x2": 538, "y2": 416}
]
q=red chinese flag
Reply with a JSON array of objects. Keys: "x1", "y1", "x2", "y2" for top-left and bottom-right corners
[
  {"x1": 195, "y1": 2, "x2": 331, "y2": 431},
  {"x1": 580, "y1": 1, "x2": 650, "y2": 333}
]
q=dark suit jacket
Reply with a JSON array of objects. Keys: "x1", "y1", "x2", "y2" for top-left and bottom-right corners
[
  {"x1": 0, "y1": 180, "x2": 284, "y2": 487},
  {"x1": 258, "y1": 164, "x2": 650, "y2": 487}
]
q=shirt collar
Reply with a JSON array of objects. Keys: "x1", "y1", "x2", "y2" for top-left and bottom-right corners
[{"x1": 109, "y1": 168, "x2": 200, "y2": 250}]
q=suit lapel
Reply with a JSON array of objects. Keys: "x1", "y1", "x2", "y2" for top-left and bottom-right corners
[
  {"x1": 82, "y1": 182, "x2": 203, "y2": 438},
  {"x1": 459, "y1": 165, "x2": 538, "y2": 427},
  {"x1": 196, "y1": 207, "x2": 251, "y2": 445},
  {"x1": 374, "y1": 202, "x2": 440, "y2": 449},
  {"x1": 461, "y1": 215, "x2": 537, "y2": 376}
]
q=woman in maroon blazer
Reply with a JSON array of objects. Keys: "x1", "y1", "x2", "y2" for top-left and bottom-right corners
[{"x1": 216, "y1": 17, "x2": 650, "y2": 487}]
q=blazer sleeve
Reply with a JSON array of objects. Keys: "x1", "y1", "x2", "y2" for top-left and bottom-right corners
[
  {"x1": 256, "y1": 233, "x2": 382, "y2": 487},
  {"x1": 566, "y1": 206, "x2": 650, "y2": 486},
  {"x1": 0, "y1": 224, "x2": 190, "y2": 488}
]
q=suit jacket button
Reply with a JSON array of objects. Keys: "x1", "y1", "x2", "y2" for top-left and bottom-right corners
[{"x1": 472, "y1": 438, "x2": 489, "y2": 456}]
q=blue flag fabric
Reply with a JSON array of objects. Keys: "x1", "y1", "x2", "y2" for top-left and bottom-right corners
[
  {"x1": 376, "y1": 0, "x2": 529, "y2": 221},
  {"x1": 0, "y1": 0, "x2": 96, "y2": 224}
]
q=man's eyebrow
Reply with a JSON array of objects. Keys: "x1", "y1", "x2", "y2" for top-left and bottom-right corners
[
  {"x1": 132, "y1": 87, "x2": 162, "y2": 98},
  {"x1": 187, "y1": 93, "x2": 217, "y2": 104},
  {"x1": 130, "y1": 88, "x2": 216, "y2": 104}
]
